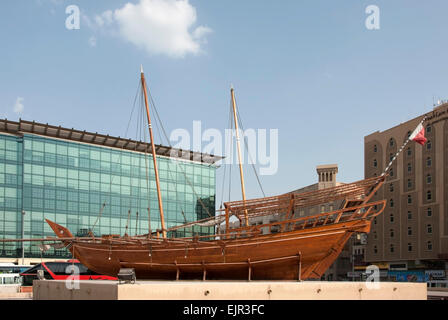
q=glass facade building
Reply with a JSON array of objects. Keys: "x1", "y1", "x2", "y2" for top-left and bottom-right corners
[{"x1": 0, "y1": 120, "x2": 218, "y2": 259}]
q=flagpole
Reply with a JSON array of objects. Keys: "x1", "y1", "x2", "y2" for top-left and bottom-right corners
[{"x1": 381, "y1": 115, "x2": 428, "y2": 177}]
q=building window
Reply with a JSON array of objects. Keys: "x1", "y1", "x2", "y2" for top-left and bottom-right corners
[
  {"x1": 374, "y1": 217, "x2": 377, "y2": 225},
  {"x1": 373, "y1": 159, "x2": 378, "y2": 168},
  {"x1": 407, "y1": 195, "x2": 412, "y2": 204},
  {"x1": 427, "y1": 224, "x2": 433, "y2": 234},
  {"x1": 373, "y1": 231, "x2": 377, "y2": 240},
  {"x1": 390, "y1": 199, "x2": 394, "y2": 208},
  {"x1": 407, "y1": 179, "x2": 412, "y2": 189},
  {"x1": 408, "y1": 226, "x2": 412, "y2": 236},
  {"x1": 427, "y1": 174, "x2": 432, "y2": 184},
  {"x1": 389, "y1": 153, "x2": 394, "y2": 161},
  {"x1": 390, "y1": 168, "x2": 394, "y2": 177},
  {"x1": 427, "y1": 207, "x2": 432, "y2": 217},
  {"x1": 374, "y1": 245, "x2": 378, "y2": 254},
  {"x1": 390, "y1": 213, "x2": 394, "y2": 223},
  {"x1": 426, "y1": 140, "x2": 432, "y2": 150},
  {"x1": 390, "y1": 229, "x2": 394, "y2": 238},
  {"x1": 389, "y1": 138, "x2": 394, "y2": 147},
  {"x1": 407, "y1": 147, "x2": 412, "y2": 156},
  {"x1": 407, "y1": 163, "x2": 412, "y2": 173},
  {"x1": 406, "y1": 131, "x2": 411, "y2": 139},
  {"x1": 408, "y1": 243, "x2": 413, "y2": 252},
  {"x1": 427, "y1": 241, "x2": 433, "y2": 251},
  {"x1": 427, "y1": 190, "x2": 432, "y2": 201},
  {"x1": 427, "y1": 157, "x2": 432, "y2": 167},
  {"x1": 390, "y1": 244, "x2": 395, "y2": 253},
  {"x1": 407, "y1": 211, "x2": 412, "y2": 220},
  {"x1": 373, "y1": 144, "x2": 377, "y2": 153},
  {"x1": 321, "y1": 205, "x2": 326, "y2": 213},
  {"x1": 426, "y1": 125, "x2": 432, "y2": 133},
  {"x1": 389, "y1": 183, "x2": 394, "y2": 192}
]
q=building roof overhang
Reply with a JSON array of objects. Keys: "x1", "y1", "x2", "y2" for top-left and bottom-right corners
[{"x1": 0, "y1": 119, "x2": 223, "y2": 165}]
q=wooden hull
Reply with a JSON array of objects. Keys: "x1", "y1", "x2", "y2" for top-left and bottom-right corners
[{"x1": 47, "y1": 218, "x2": 371, "y2": 280}]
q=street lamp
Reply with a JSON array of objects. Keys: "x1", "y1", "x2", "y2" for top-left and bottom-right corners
[{"x1": 21, "y1": 210, "x2": 25, "y2": 265}]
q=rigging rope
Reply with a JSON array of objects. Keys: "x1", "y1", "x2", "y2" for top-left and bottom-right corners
[
  {"x1": 145, "y1": 87, "x2": 213, "y2": 218},
  {"x1": 140, "y1": 88, "x2": 161, "y2": 233},
  {"x1": 90, "y1": 80, "x2": 142, "y2": 235},
  {"x1": 142, "y1": 99, "x2": 153, "y2": 236},
  {"x1": 124, "y1": 209, "x2": 131, "y2": 236},
  {"x1": 233, "y1": 93, "x2": 266, "y2": 198},
  {"x1": 219, "y1": 100, "x2": 233, "y2": 208},
  {"x1": 135, "y1": 211, "x2": 139, "y2": 236},
  {"x1": 90, "y1": 202, "x2": 106, "y2": 235},
  {"x1": 381, "y1": 115, "x2": 428, "y2": 177},
  {"x1": 145, "y1": 89, "x2": 191, "y2": 228},
  {"x1": 228, "y1": 99, "x2": 234, "y2": 203}
]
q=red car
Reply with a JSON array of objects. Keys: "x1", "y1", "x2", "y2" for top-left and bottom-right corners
[{"x1": 20, "y1": 260, "x2": 117, "y2": 286}]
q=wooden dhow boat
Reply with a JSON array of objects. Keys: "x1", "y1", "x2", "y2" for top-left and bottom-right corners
[
  {"x1": 42, "y1": 67, "x2": 387, "y2": 281},
  {"x1": 45, "y1": 176, "x2": 385, "y2": 280}
]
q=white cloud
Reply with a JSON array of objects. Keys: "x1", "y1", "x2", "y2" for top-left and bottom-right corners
[
  {"x1": 81, "y1": 14, "x2": 94, "y2": 30},
  {"x1": 13, "y1": 97, "x2": 24, "y2": 115},
  {"x1": 89, "y1": 0, "x2": 212, "y2": 58},
  {"x1": 192, "y1": 25, "x2": 212, "y2": 42},
  {"x1": 89, "y1": 36, "x2": 97, "y2": 47},
  {"x1": 35, "y1": 0, "x2": 63, "y2": 16},
  {"x1": 94, "y1": 10, "x2": 114, "y2": 28}
]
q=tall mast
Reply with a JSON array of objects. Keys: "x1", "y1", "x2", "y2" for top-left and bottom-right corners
[
  {"x1": 141, "y1": 66, "x2": 167, "y2": 238},
  {"x1": 230, "y1": 86, "x2": 249, "y2": 227}
]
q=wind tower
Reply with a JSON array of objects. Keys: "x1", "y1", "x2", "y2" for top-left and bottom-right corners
[{"x1": 317, "y1": 164, "x2": 338, "y2": 190}]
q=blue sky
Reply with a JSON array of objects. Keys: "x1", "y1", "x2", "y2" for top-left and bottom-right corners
[{"x1": 1, "y1": 1, "x2": 447, "y2": 206}]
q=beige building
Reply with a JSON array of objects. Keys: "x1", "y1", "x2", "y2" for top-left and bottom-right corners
[
  {"x1": 287, "y1": 164, "x2": 344, "y2": 218},
  {"x1": 247, "y1": 164, "x2": 354, "y2": 280},
  {"x1": 364, "y1": 101, "x2": 448, "y2": 274},
  {"x1": 247, "y1": 164, "x2": 343, "y2": 229}
]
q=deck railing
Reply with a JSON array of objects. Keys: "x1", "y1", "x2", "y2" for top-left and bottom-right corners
[
  {"x1": 220, "y1": 199, "x2": 386, "y2": 240},
  {"x1": 161, "y1": 199, "x2": 386, "y2": 242}
]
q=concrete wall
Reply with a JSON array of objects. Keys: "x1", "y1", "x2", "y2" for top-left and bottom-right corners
[
  {"x1": 33, "y1": 280, "x2": 118, "y2": 300},
  {"x1": 0, "y1": 285, "x2": 20, "y2": 294},
  {"x1": 33, "y1": 280, "x2": 427, "y2": 300}
]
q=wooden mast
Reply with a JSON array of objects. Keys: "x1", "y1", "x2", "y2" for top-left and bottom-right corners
[
  {"x1": 230, "y1": 86, "x2": 249, "y2": 227},
  {"x1": 141, "y1": 66, "x2": 167, "y2": 238}
]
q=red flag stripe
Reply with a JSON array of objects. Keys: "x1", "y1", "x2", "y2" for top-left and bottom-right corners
[{"x1": 409, "y1": 123, "x2": 427, "y2": 145}]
